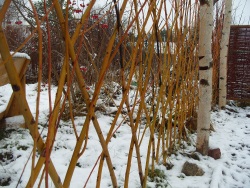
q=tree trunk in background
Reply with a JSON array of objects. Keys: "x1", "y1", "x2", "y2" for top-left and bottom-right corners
[
  {"x1": 196, "y1": 0, "x2": 213, "y2": 155},
  {"x1": 219, "y1": 0, "x2": 232, "y2": 109}
]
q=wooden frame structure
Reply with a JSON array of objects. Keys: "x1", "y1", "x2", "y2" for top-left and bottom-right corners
[
  {"x1": 0, "y1": 0, "x2": 201, "y2": 187},
  {"x1": 0, "y1": 55, "x2": 30, "y2": 120}
]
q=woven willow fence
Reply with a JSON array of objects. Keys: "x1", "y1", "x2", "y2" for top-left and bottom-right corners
[
  {"x1": 0, "y1": 0, "x2": 201, "y2": 187},
  {"x1": 227, "y1": 25, "x2": 250, "y2": 101}
]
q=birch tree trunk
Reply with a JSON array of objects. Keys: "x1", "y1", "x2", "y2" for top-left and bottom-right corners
[
  {"x1": 196, "y1": 0, "x2": 213, "y2": 155},
  {"x1": 219, "y1": 0, "x2": 232, "y2": 109}
]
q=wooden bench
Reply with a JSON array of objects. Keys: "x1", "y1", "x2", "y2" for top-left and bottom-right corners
[{"x1": 0, "y1": 54, "x2": 30, "y2": 120}]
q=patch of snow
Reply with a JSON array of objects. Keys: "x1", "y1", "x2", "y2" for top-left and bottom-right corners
[{"x1": 10, "y1": 52, "x2": 31, "y2": 60}]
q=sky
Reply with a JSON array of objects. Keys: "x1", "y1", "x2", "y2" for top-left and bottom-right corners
[
  {"x1": 94, "y1": 0, "x2": 250, "y2": 25},
  {"x1": 0, "y1": 0, "x2": 249, "y2": 25},
  {"x1": 232, "y1": 0, "x2": 250, "y2": 25}
]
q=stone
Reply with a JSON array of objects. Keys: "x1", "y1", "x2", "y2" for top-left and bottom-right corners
[
  {"x1": 187, "y1": 152, "x2": 200, "y2": 161},
  {"x1": 208, "y1": 148, "x2": 221, "y2": 160},
  {"x1": 181, "y1": 152, "x2": 200, "y2": 161},
  {"x1": 181, "y1": 161, "x2": 204, "y2": 176}
]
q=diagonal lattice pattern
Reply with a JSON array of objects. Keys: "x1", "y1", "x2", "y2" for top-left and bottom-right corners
[{"x1": 0, "y1": 0, "x2": 201, "y2": 187}]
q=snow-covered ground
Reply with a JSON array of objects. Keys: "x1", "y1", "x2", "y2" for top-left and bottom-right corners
[
  {"x1": 0, "y1": 83, "x2": 249, "y2": 188},
  {"x1": 165, "y1": 103, "x2": 250, "y2": 188}
]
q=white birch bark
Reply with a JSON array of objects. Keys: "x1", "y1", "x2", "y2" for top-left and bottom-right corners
[
  {"x1": 196, "y1": 0, "x2": 213, "y2": 155},
  {"x1": 219, "y1": 0, "x2": 232, "y2": 109}
]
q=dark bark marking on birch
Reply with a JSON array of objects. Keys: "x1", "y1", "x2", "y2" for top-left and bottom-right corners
[
  {"x1": 199, "y1": 56, "x2": 205, "y2": 60},
  {"x1": 199, "y1": 66, "x2": 209, "y2": 70},
  {"x1": 199, "y1": 61, "x2": 212, "y2": 70},
  {"x1": 199, "y1": 0, "x2": 210, "y2": 6},
  {"x1": 200, "y1": 79, "x2": 209, "y2": 86},
  {"x1": 220, "y1": 77, "x2": 224, "y2": 80},
  {"x1": 201, "y1": 128, "x2": 210, "y2": 131}
]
